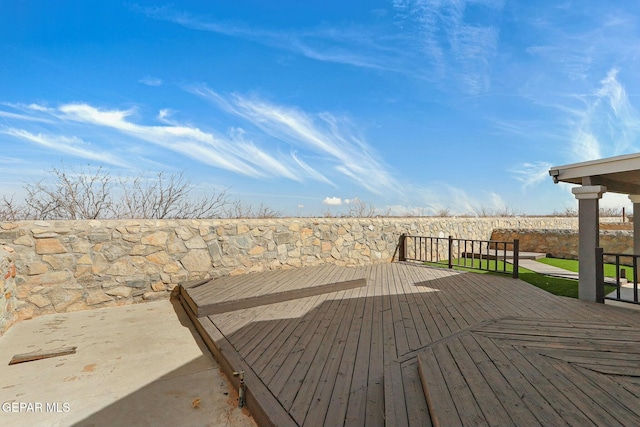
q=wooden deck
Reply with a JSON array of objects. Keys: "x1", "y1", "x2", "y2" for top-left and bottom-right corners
[{"x1": 178, "y1": 262, "x2": 640, "y2": 426}]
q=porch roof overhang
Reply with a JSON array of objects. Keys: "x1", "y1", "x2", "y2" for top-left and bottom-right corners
[{"x1": 549, "y1": 152, "x2": 640, "y2": 195}]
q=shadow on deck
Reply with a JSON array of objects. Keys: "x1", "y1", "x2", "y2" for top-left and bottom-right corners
[{"x1": 179, "y1": 262, "x2": 640, "y2": 426}]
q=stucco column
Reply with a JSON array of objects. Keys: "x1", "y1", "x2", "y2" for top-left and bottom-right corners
[
  {"x1": 629, "y1": 195, "x2": 640, "y2": 255},
  {"x1": 572, "y1": 185, "x2": 606, "y2": 303}
]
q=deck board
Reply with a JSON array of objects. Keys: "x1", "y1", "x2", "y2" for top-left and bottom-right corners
[{"x1": 179, "y1": 262, "x2": 640, "y2": 426}]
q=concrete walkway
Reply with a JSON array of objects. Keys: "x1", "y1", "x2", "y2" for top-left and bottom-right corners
[
  {"x1": 518, "y1": 259, "x2": 580, "y2": 280},
  {"x1": 0, "y1": 298, "x2": 256, "y2": 427}
]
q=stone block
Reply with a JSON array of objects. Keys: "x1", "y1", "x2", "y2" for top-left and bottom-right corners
[
  {"x1": 27, "y1": 293, "x2": 51, "y2": 308},
  {"x1": 274, "y1": 232, "x2": 293, "y2": 244},
  {"x1": 180, "y1": 250, "x2": 211, "y2": 272},
  {"x1": 163, "y1": 262, "x2": 182, "y2": 273},
  {"x1": 86, "y1": 290, "x2": 113, "y2": 305},
  {"x1": 42, "y1": 254, "x2": 76, "y2": 270},
  {"x1": 13, "y1": 235, "x2": 33, "y2": 246},
  {"x1": 27, "y1": 261, "x2": 49, "y2": 275},
  {"x1": 248, "y1": 246, "x2": 265, "y2": 255},
  {"x1": 151, "y1": 281, "x2": 166, "y2": 292},
  {"x1": 143, "y1": 291, "x2": 167, "y2": 301},
  {"x1": 141, "y1": 231, "x2": 169, "y2": 246},
  {"x1": 208, "y1": 240, "x2": 223, "y2": 262},
  {"x1": 146, "y1": 251, "x2": 172, "y2": 265},
  {"x1": 88, "y1": 232, "x2": 110, "y2": 243},
  {"x1": 48, "y1": 289, "x2": 82, "y2": 311},
  {"x1": 35, "y1": 238, "x2": 67, "y2": 255},
  {"x1": 105, "y1": 286, "x2": 132, "y2": 298},
  {"x1": 27, "y1": 271, "x2": 73, "y2": 286},
  {"x1": 185, "y1": 235, "x2": 207, "y2": 249}
]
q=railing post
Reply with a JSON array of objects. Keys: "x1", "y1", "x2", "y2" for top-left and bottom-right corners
[
  {"x1": 512, "y1": 239, "x2": 519, "y2": 279},
  {"x1": 399, "y1": 233, "x2": 406, "y2": 262},
  {"x1": 595, "y1": 247, "x2": 604, "y2": 304},
  {"x1": 448, "y1": 235, "x2": 453, "y2": 269}
]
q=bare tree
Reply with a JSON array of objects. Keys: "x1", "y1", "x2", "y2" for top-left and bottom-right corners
[
  {"x1": 117, "y1": 172, "x2": 232, "y2": 219},
  {"x1": 0, "y1": 195, "x2": 31, "y2": 221},
  {"x1": 24, "y1": 165, "x2": 114, "y2": 220},
  {"x1": 344, "y1": 198, "x2": 389, "y2": 218},
  {"x1": 433, "y1": 208, "x2": 451, "y2": 217},
  {"x1": 223, "y1": 201, "x2": 281, "y2": 219},
  {"x1": 477, "y1": 206, "x2": 521, "y2": 217},
  {"x1": 552, "y1": 207, "x2": 578, "y2": 217},
  {"x1": 600, "y1": 207, "x2": 622, "y2": 217}
]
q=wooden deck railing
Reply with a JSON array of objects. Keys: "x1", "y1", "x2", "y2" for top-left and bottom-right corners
[
  {"x1": 400, "y1": 234, "x2": 519, "y2": 279},
  {"x1": 597, "y1": 247, "x2": 640, "y2": 305}
]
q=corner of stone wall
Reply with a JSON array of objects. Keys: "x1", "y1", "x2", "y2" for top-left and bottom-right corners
[{"x1": 1, "y1": 245, "x2": 17, "y2": 336}]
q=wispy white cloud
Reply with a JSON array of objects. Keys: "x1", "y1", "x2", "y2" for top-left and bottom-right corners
[
  {"x1": 392, "y1": 0, "x2": 502, "y2": 93},
  {"x1": 568, "y1": 68, "x2": 640, "y2": 162},
  {"x1": 192, "y1": 87, "x2": 399, "y2": 195},
  {"x1": 1, "y1": 128, "x2": 130, "y2": 167},
  {"x1": 0, "y1": 94, "x2": 395, "y2": 196},
  {"x1": 141, "y1": 6, "x2": 398, "y2": 72},
  {"x1": 511, "y1": 161, "x2": 553, "y2": 189},
  {"x1": 139, "y1": 76, "x2": 163, "y2": 87},
  {"x1": 0, "y1": 110, "x2": 53, "y2": 123}
]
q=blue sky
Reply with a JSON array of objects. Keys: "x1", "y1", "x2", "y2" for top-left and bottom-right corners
[{"x1": 2, "y1": 1, "x2": 640, "y2": 216}]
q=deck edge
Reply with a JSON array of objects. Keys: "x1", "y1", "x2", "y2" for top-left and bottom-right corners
[{"x1": 178, "y1": 289, "x2": 297, "y2": 427}]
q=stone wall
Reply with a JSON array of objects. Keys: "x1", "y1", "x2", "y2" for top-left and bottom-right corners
[
  {"x1": 0, "y1": 217, "x2": 580, "y2": 326},
  {"x1": 1, "y1": 245, "x2": 17, "y2": 335},
  {"x1": 491, "y1": 228, "x2": 633, "y2": 259}
]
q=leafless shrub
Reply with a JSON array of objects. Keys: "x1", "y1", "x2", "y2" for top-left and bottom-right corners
[
  {"x1": 477, "y1": 206, "x2": 521, "y2": 217},
  {"x1": 222, "y1": 201, "x2": 281, "y2": 219},
  {"x1": 599, "y1": 207, "x2": 623, "y2": 217},
  {"x1": 552, "y1": 207, "x2": 578, "y2": 217},
  {"x1": 432, "y1": 208, "x2": 451, "y2": 217},
  {"x1": 24, "y1": 165, "x2": 115, "y2": 220},
  {"x1": 0, "y1": 195, "x2": 31, "y2": 221},
  {"x1": 117, "y1": 172, "x2": 232, "y2": 219}
]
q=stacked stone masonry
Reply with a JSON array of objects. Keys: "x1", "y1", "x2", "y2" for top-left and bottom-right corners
[
  {"x1": 1, "y1": 245, "x2": 17, "y2": 334},
  {"x1": 491, "y1": 228, "x2": 633, "y2": 260},
  {"x1": 0, "y1": 217, "x2": 584, "y2": 333}
]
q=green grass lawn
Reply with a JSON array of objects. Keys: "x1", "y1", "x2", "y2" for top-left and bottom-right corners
[
  {"x1": 424, "y1": 258, "x2": 616, "y2": 299},
  {"x1": 537, "y1": 257, "x2": 635, "y2": 279}
]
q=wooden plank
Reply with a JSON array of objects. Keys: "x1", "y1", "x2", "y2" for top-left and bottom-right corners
[
  {"x1": 9, "y1": 346, "x2": 77, "y2": 365},
  {"x1": 368, "y1": 265, "x2": 393, "y2": 426},
  {"x1": 521, "y1": 347, "x2": 628, "y2": 426},
  {"x1": 416, "y1": 349, "x2": 461, "y2": 426},
  {"x1": 401, "y1": 358, "x2": 431, "y2": 427},
  {"x1": 383, "y1": 360, "x2": 408, "y2": 427},
  {"x1": 344, "y1": 266, "x2": 377, "y2": 427},
  {"x1": 456, "y1": 333, "x2": 541, "y2": 427},
  {"x1": 401, "y1": 264, "x2": 442, "y2": 346},
  {"x1": 323, "y1": 288, "x2": 367, "y2": 426},
  {"x1": 257, "y1": 293, "x2": 336, "y2": 385},
  {"x1": 248, "y1": 294, "x2": 328, "y2": 373},
  {"x1": 446, "y1": 337, "x2": 514, "y2": 426},
  {"x1": 432, "y1": 340, "x2": 489, "y2": 426},
  {"x1": 274, "y1": 289, "x2": 350, "y2": 411},
  {"x1": 386, "y1": 263, "x2": 410, "y2": 359},
  {"x1": 471, "y1": 333, "x2": 567, "y2": 426},
  {"x1": 196, "y1": 278, "x2": 366, "y2": 316},
  {"x1": 498, "y1": 343, "x2": 595, "y2": 427},
  {"x1": 297, "y1": 289, "x2": 361, "y2": 425},
  {"x1": 576, "y1": 366, "x2": 640, "y2": 422}
]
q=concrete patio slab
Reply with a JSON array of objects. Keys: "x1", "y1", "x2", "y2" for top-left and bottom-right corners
[{"x1": 0, "y1": 298, "x2": 256, "y2": 427}]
